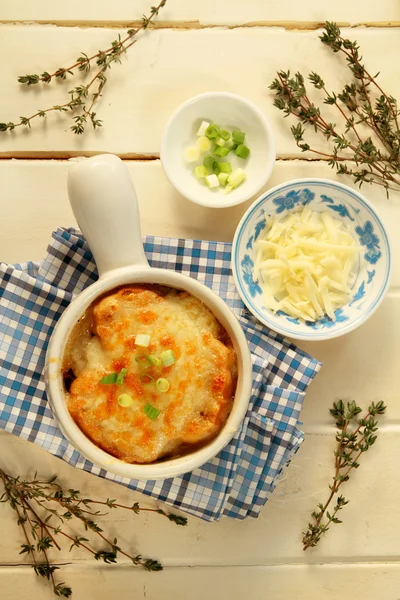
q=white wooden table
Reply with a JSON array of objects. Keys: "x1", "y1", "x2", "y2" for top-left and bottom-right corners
[{"x1": 1, "y1": 2, "x2": 400, "y2": 598}]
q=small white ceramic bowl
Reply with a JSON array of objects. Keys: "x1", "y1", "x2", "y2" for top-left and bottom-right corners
[
  {"x1": 45, "y1": 155, "x2": 252, "y2": 481},
  {"x1": 160, "y1": 92, "x2": 276, "y2": 208},
  {"x1": 232, "y1": 178, "x2": 392, "y2": 341}
]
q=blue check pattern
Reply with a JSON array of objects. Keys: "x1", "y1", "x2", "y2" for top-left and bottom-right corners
[{"x1": 0, "y1": 228, "x2": 321, "y2": 521}]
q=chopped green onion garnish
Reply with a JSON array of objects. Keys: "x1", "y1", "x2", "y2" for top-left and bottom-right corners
[
  {"x1": 135, "y1": 333, "x2": 151, "y2": 347},
  {"x1": 135, "y1": 354, "x2": 151, "y2": 367},
  {"x1": 190, "y1": 122, "x2": 249, "y2": 195},
  {"x1": 196, "y1": 136, "x2": 212, "y2": 152},
  {"x1": 116, "y1": 368, "x2": 127, "y2": 385},
  {"x1": 118, "y1": 393, "x2": 133, "y2": 407},
  {"x1": 205, "y1": 174, "x2": 220, "y2": 188},
  {"x1": 161, "y1": 349, "x2": 176, "y2": 367},
  {"x1": 218, "y1": 172, "x2": 229, "y2": 187},
  {"x1": 99, "y1": 372, "x2": 118, "y2": 384},
  {"x1": 203, "y1": 156, "x2": 215, "y2": 170},
  {"x1": 197, "y1": 120, "x2": 210, "y2": 136},
  {"x1": 235, "y1": 144, "x2": 250, "y2": 159},
  {"x1": 140, "y1": 374, "x2": 154, "y2": 385},
  {"x1": 148, "y1": 355, "x2": 162, "y2": 366},
  {"x1": 205, "y1": 124, "x2": 220, "y2": 139},
  {"x1": 156, "y1": 378, "x2": 170, "y2": 393},
  {"x1": 228, "y1": 167, "x2": 247, "y2": 186},
  {"x1": 143, "y1": 402, "x2": 160, "y2": 421},
  {"x1": 218, "y1": 162, "x2": 232, "y2": 173},
  {"x1": 232, "y1": 130, "x2": 245, "y2": 144},
  {"x1": 213, "y1": 146, "x2": 230, "y2": 158},
  {"x1": 194, "y1": 165, "x2": 208, "y2": 178},
  {"x1": 225, "y1": 168, "x2": 246, "y2": 193}
]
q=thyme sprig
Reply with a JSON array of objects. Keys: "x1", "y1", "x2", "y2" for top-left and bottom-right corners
[
  {"x1": 270, "y1": 22, "x2": 400, "y2": 195},
  {"x1": 0, "y1": 466, "x2": 187, "y2": 597},
  {"x1": 302, "y1": 400, "x2": 386, "y2": 550},
  {"x1": 0, "y1": 0, "x2": 167, "y2": 135}
]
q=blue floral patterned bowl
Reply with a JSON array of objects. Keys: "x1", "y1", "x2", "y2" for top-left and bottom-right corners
[{"x1": 232, "y1": 178, "x2": 391, "y2": 341}]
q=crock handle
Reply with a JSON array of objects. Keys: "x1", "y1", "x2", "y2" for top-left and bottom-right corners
[{"x1": 67, "y1": 154, "x2": 149, "y2": 277}]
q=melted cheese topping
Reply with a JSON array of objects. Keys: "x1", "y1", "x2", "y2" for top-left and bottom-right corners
[{"x1": 64, "y1": 285, "x2": 237, "y2": 464}]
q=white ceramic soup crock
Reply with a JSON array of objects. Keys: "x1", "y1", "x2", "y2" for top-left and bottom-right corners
[{"x1": 45, "y1": 154, "x2": 252, "y2": 480}]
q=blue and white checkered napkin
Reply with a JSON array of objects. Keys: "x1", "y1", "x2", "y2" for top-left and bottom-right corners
[{"x1": 0, "y1": 228, "x2": 321, "y2": 521}]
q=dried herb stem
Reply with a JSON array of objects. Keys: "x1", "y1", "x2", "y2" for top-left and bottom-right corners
[
  {"x1": 302, "y1": 400, "x2": 386, "y2": 550},
  {"x1": 0, "y1": 0, "x2": 167, "y2": 135},
  {"x1": 0, "y1": 466, "x2": 187, "y2": 597},
  {"x1": 276, "y1": 71, "x2": 394, "y2": 180},
  {"x1": 337, "y1": 40, "x2": 400, "y2": 133},
  {"x1": 271, "y1": 22, "x2": 400, "y2": 195},
  {"x1": 322, "y1": 86, "x2": 362, "y2": 143}
]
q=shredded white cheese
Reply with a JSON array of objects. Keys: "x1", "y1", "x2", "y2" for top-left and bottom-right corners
[{"x1": 254, "y1": 208, "x2": 362, "y2": 322}]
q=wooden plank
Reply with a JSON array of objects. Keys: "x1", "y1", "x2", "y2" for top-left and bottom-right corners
[
  {"x1": 0, "y1": 158, "x2": 399, "y2": 562},
  {"x1": 1, "y1": 0, "x2": 400, "y2": 26},
  {"x1": 1, "y1": 158, "x2": 398, "y2": 418},
  {"x1": 1, "y1": 562, "x2": 400, "y2": 600},
  {"x1": 1, "y1": 26, "x2": 400, "y2": 158},
  {"x1": 300, "y1": 292, "x2": 400, "y2": 423},
  {"x1": 1, "y1": 159, "x2": 399, "y2": 286},
  {"x1": 0, "y1": 426, "x2": 399, "y2": 565}
]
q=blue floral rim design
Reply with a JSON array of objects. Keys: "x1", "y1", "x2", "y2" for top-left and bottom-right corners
[{"x1": 233, "y1": 180, "x2": 391, "y2": 339}]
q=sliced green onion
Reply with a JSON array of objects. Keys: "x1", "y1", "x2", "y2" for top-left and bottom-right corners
[
  {"x1": 205, "y1": 124, "x2": 220, "y2": 139},
  {"x1": 135, "y1": 333, "x2": 150, "y2": 347},
  {"x1": 148, "y1": 354, "x2": 162, "y2": 366},
  {"x1": 194, "y1": 165, "x2": 208, "y2": 178},
  {"x1": 203, "y1": 156, "x2": 215, "y2": 170},
  {"x1": 135, "y1": 354, "x2": 151, "y2": 367},
  {"x1": 156, "y1": 378, "x2": 170, "y2": 393},
  {"x1": 218, "y1": 172, "x2": 229, "y2": 187},
  {"x1": 118, "y1": 393, "x2": 133, "y2": 407},
  {"x1": 235, "y1": 144, "x2": 250, "y2": 159},
  {"x1": 99, "y1": 372, "x2": 118, "y2": 384},
  {"x1": 189, "y1": 123, "x2": 249, "y2": 196},
  {"x1": 232, "y1": 130, "x2": 245, "y2": 144},
  {"x1": 143, "y1": 402, "x2": 160, "y2": 421},
  {"x1": 226, "y1": 168, "x2": 246, "y2": 192},
  {"x1": 218, "y1": 162, "x2": 232, "y2": 174},
  {"x1": 161, "y1": 349, "x2": 176, "y2": 367},
  {"x1": 116, "y1": 368, "x2": 127, "y2": 385},
  {"x1": 196, "y1": 120, "x2": 210, "y2": 136},
  {"x1": 140, "y1": 374, "x2": 154, "y2": 385},
  {"x1": 205, "y1": 174, "x2": 220, "y2": 188},
  {"x1": 196, "y1": 136, "x2": 212, "y2": 152},
  {"x1": 212, "y1": 146, "x2": 230, "y2": 158}
]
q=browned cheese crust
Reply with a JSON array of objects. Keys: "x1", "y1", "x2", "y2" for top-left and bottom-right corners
[{"x1": 64, "y1": 285, "x2": 238, "y2": 463}]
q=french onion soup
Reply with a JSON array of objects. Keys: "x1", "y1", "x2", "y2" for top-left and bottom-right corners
[{"x1": 63, "y1": 285, "x2": 238, "y2": 464}]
